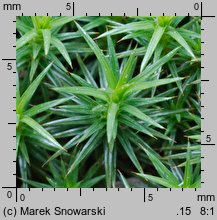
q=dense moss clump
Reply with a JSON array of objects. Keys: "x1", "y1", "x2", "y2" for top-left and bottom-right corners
[{"x1": 16, "y1": 16, "x2": 201, "y2": 188}]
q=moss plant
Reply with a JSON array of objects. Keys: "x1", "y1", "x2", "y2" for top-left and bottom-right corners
[{"x1": 16, "y1": 16, "x2": 201, "y2": 188}]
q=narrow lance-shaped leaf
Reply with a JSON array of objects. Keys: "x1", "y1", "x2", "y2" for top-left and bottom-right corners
[
  {"x1": 119, "y1": 114, "x2": 155, "y2": 138},
  {"x1": 151, "y1": 42, "x2": 164, "y2": 97},
  {"x1": 16, "y1": 30, "x2": 36, "y2": 50},
  {"x1": 16, "y1": 71, "x2": 20, "y2": 103},
  {"x1": 53, "y1": 86, "x2": 108, "y2": 102},
  {"x1": 21, "y1": 116, "x2": 65, "y2": 151},
  {"x1": 132, "y1": 47, "x2": 180, "y2": 83},
  {"x1": 75, "y1": 22, "x2": 117, "y2": 88},
  {"x1": 17, "y1": 63, "x2": 53, "y2": 113},
  {"x1": 80, "y1": 175, "x2": 105, "y2": 188},
  {"x1": 67, "y1": 131, "x2": 104, "y2": 176},
  {"x1": 51, "y1": 36, "x2": 72, "y2": 67},
  {"x1": 77, "y1": 121, "x2": 105, "y2": 144},
  {"x1": 147, "y1": 127, "x2": 174, "y2": 142},
  {"x1": 31, "y1": 17, "x2": 39, "y2": 29},
  {"x1": 29, "y1": 58, "x2": 39, "y2": 81},
  {"x1": 135, "y1": 173, "x2": 178, "y2": 188},
  {"x1": 32, "y1": 43, "x2": 42, "y2": 60},
  {"x1": 18, "y1": 155, "x2": 28, "y2": 187},
  {"x1": 16, "y1": 129, "x2": 21, "y2": 157},
  {"x1": 121, "y1": 104, "x2": 164, "y2": 129},
  {"x1": 141, "y1": 147, "x2": 180, "y2": 185},
  {"x1": 50, "y1": 17, "x2": 76, "y2": 29},
  {"x1": 182, "y1": 141, "x2": 192, "y2": 187},
  {"x1": 104, "y1": 142, "x2": 116, "y2": 187},
  {"x1": 168, "y1": 61, "x2": 183, "y2": 93},
  {"x1": 42, "y1": 29, "x2": 51, "y2": 55},
  {"x1": 20, "y1": 139, "x2": 30, "y2": 164},
  {"x1": 97, "y1": 21, "x2": 154, "y2": 38},
  {"x1": 76, "y1": 54, "x2": 98, "y2": 88},
  {"x1": 69, "y1": 72, "x2": 92, "y2": 88},
  {"x1": 107, "y1": 102, "x2": 119, "y2": 151},
  {"x1": 16, "y1": 18, "x2": 31, "y2": 33},
  {"x1": 118, "y1": 170, "x2": 130, "y2": 188},
  {"x1": 43, "y1": 135, "x2": 82, "y2": 167},
  {"x1": 107, "y1": 34, "x2": 119, "y2": 80},
  {"x1": 118, "y1": 133, "x2": 143, "y2": 173},
  {"x1": 125, "y1": 77, "x2": 183, "y2": 96},
  {"x1": 25, "y1": 97, "x2": 70, "y2": 117},
  {"x1": 126, "y1": 96, "x2": 174, "y2": 107},
  {"x1": 47, "y1": 52, "x2": 67, "y2": 72},
  {"x1": 117, "y1": 51, "x2": 136, "y2": 88},
  {"x1": 167, "y1": 29, "x2": 196, "y2": 58},
  {"x1": 140, "y1": 25, "x2": 166, "y2": 71}
]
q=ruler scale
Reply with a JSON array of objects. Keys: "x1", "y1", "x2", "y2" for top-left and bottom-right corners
[{"x1": 0, "y1": 0, "x2": 216, "y2": 219}]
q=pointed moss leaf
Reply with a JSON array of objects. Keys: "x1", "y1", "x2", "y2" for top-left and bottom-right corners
[
  {"x1": 117, "y1": 51, "x2": 136, "y2": 87},
  {"x1": 171, "y1": 16, "x2": 185, "y2": 27},
  {"x1": 31, "y1": 17, "x2": 39, "y2": 29},
  {"x1": 168, "y1": 61, "x2": 183, "y2": 93},
  {"x1": 17, "y1": 63, "x2": 52, "y2": 113},
  {"x1": 53, "y1": 127, "x2": 84, "y2": 139},
  {"x1": 167, "y1": 29, "x2": 196, "y2": 58},
  {"x1": 16, "y1": 72, "x2": 20, "y2": 103},
  {"x1": 97, "y1": 21, "x2": 154, "y2": 38},
  {"x1": 107, "y1": 102, "x2": 119, "y2": 148},
  {"x1": 78, "y1": 121, "x2": 105, "y2": 143},
  {"x1": 80, "y1": 175, "x2": 105, "y2": 188},
  {"x1": 29, "y1": 58, "x2": 39, "y2": 81},
  {"x1": 20, "y1": 139, "x2": 30, "y2": 164},
  {"x1": 50, "y1": 17, "x2": 76, "y2": 29},
  {"x1": 47, "y1": 52, "x2": 67, "y2": 72},
  {"x1": 183, "y1": 142, "x2": 192, "y2": 187},
  {"x1": 136, "y1": 173, "x2": 178, "y2": 188},
  {"x1": 118, "y1": 133, "x2": 143, "y2": 173},
  {"x1": 142, "y1": 147, "x2": 179, "y2": 185},
  {"x1": 43, "y1": 135, "x2": 81, "y2": 167},
  {"x1": 21, "y1": 116, "x2": 64, "y2": 151},
  {"x1": 16, "y1": 18, "x2": 31, "y2": 33},
  {"x1": 133, "y1": 47, "x2": 180, "y2": 83},
  {"x1": 16, "y1": 129, "x2": 21, "y2": 156},
  {"x1": 43, "y1": 115, "x2": 95, "y2": 127},
  {"x1": 104, "y1": 143, "x2": 116, "y2": 187},
  {"x1": 16, "y1": 114, "x2": 20, "y2": 128},
  {"x1": 51, "y1": 36, "x2": 72, "y2": 67},
  {"x1": 16, "y1": 30, "x2": 36, "y2": 50},
  {"x1": 118, "y1": 170, "x2": 130, "y2": 188},
  {"x1": 119, "y1": 115, "x2": 154, "y2": 138},
  {"x1": 69, "y1": 72, "x2": 93, "y2": 87},
  {"x1": 18, "y1": 154, "x2": 28, "y2": 187},
  {"x1": 42, "y1": 29, "x2": 51, "y2": 55},
  {"x1": 140, "y1": 25, "x2": 166, "y2": 71},
  {"x1": 147, "y1": 127, "x2": 174, "y2": 142},
  {"x1": 126, "y1": 129, "x2": 159, "y2": 157},
  {"x1": 76, "y1": 54, "x2": 98, "y2": 87},
  {"x1": 32, "y1": 44, "x2": 42, "y2": 60},
  {"x1": 25, "y1": 97, "x2": 70, "y2": 117},
  {"x1": 122, "y1": 104, "x2": 164, "y2": 129},
  {"x1": 107, "y1": 34, "x2": 119, "y2": 79},
  {"x1": 67, "y1": 132, "x2": 104, "y2": 176},
  {"x1": 126, "y1": 97, "x2": 173, "y2": 107},
  {"x1": 53, "y1": 86, "x2": 108, "y2": 101},
  {"x1": 126, "y1": 77, "x2": 182, "y2": 96},
  {"x1": 75, "y1": 22, "x2": 117, "y2": 88}
]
